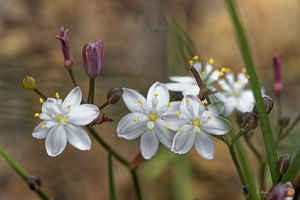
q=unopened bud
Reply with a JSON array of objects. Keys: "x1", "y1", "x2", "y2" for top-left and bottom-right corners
[
  {"x1": 252, "y1": 96, "x2": 274, "y2": 118},
  {"x1": 27, "y1": 175, "x2": 41, "y2": 191},
  {"x1": 248, "y1": 116, "x2": 258, "y2": 129},
  {"x1": 273, "y1": 54, "x2": 283, "y2": 93},
  {"x1": 82, "y1": 40, "x2": 104, "y2": 78},
  {"x1": 56, "y1": 26, "x2": 73, "y2": 68},
  {"x1": 267, "y1": 182, "x2": 294, "y2": 200},
  {"x1": 279, "y1": 114, "x2": 290, "y2": 127},
  {"x1": 236, "y1": 111, "x2": 251, "y2": 127},
  {"x1": 21, "y1": 76, "x2": 36, "y2": 90},
  {"x1": 278, "y1": 154, "x2": 291, "y2": 175},
  {"x1": 107, "y1": 88, "x2": 123, "y2": 104}
]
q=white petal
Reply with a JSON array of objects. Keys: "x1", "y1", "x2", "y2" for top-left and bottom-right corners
[
  {"x1": 237, "y1": 72, "x2": 248, "y2": 86},
  {"x1": 204, "y1": 63, "x2": 213, "y2": 76},
  {"x1": 169, "y1": 76, "x2": 195, "y2": 84},
  {"x1": 205, "y1": 101, "x2": 225, "y2": 116},
  {"x1": 140, "y1": 128, "x2": 159, "y2": 159},
  {"x1": 237, "y1": 97, "x2": 254, "y2": 113},
  {"x1": 225, "y1": 73, "x2": 235, "y2": 85},
  {"x1": 63, "y1": 86, "x2": 82, "y2": 108},
  {"x1": 201, "y1": 116, "x2": 232, "y2": 135},
  {"x1": 65, "y1": 124, "x2": 91, "y2": 151},
  {"x1": 194, "y1": 132, "x2": 215, "y2": 160},
  {"x1": 117, "y1": 113, "x2": 148, "y2": 140},
  {"x1": 32, "y1": 121, "x2": 48, "y2": 139},
  {"x1": 161, "y1": 113, "x2": 187, "y2": 131},
  {"x1": 155, "y1": 119, "x2": 175, "y2": 149},
  {"x1": 180, "y1": 95, "x2": 205, "y2": 119},
  {"x1": 67, "y1": 104, "x2": 100, "y2": 126},
  {"x1": 223, "y1": 96, "x2": 237, "y2": 116},
  {"x1": 122, "y1": 88, "x2": 147, "y2": 113},
  {"x1": 182, "y1": 85, "x2": 200, "y2": 96},
  {"x1": 42, "y1": 98, "x2": 62, "y2": 117},
  {"x1": 171, "y1": 125, "x2": 196, "y2": 154},
  {"x1": 45, "y1": 125, "x2": 67, "y2": 157},
  {"x1": 165, "y1": 83, "x2": 193, "y2": 92},
  {"x1": 146, "y1": 82, "x2": 170, "y2": 112},
  {"x1": 193, "y1": 62, "x2": 202, "y2": 75},
  {"x1": 206, "y1": 70, "x2": 220, "y2": 85}
]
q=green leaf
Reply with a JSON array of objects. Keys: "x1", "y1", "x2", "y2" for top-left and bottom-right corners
[{"x1": 282, "y1": 149, "x2": 300, "y2": 182}]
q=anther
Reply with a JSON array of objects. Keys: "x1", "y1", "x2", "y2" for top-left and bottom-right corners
[
  {"x1": 189, "y1": 60, "x2": 193, "y2": 65},
  {"x1": 34, "y1": 113, "x2": 40, "y2": 118},
  {"x1": 134, "y1": 118, "x2": 138, "y2": 122},
  {"x1": 219, "y1": 72, "x2": 224, "y2": 77},
  {"x1": 221, "y1": 68, "x2": 227, "y2": 72},
  {"x1": 138, "y1": 100, "x2": 143, "y2": 104},
  {"x1": 64, "y1": 118, "x2": 67, "y2": 123},
  {"x1": 55, "y1": 92, "x2": 60, "y2": 99},
  {"x1": 208, "y1": 116, "x2": 212, "y2": 119},
  {"x1": 242, "y1": 68, "x2": 247, "y2": 73},
  {"x1": 237, "y1": 81, "x2": 241, "y2": 84},
  {"x1": 168, "y1": 102, "x2": 171, "y2": 107},
  {"x1": 41, "y1": 125, "x2": 46, "y2": 129},
  {"x1": 179, "y1": 128, "x2": 182, "y2": 132},
  {"x1": 201, "y1": 100, "x2": 205, "y2": 105},
  {"x1": 67, "y1": 105, "x2": 71, "y2": 108},
  {"x1": 165, "y1": 125, "x2": 169, "y2": 130},
  {"x1": 247, "y1": 74, "x2": 250, "y2": 79},
  {"x1": 220, "y1": 85, "x2": 224, "y2": 89},
  {"x1": 201, "y1": 71, "x2": 205, "y2": 75},
  {"x1": 147, "y1": 127, "x2": 152, "y2": 130},
  {"x1": 39, "y1": 98, "x2": 44, "y2": 103},
  {"x1": 209, "y1": 58, "x2": 214, "y2": 64},
  {"x1": 193, "y1": 56, "x2": 199, "y2": 60},
  {"x1": 176, "y1": 112, "x2": 179, "y2": 116},
  {"x1": 196, "y1": 130, "x2": 201, "y2": 133},
  {"x1": 154, "y1": 93, "x2": 158, "y2": 97},
  {"x1": 186, "y1": 98, "x2": 189, "y2": 103}
]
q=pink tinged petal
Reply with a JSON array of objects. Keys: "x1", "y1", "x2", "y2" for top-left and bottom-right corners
[
  {"x1": 63, "y1": 86, "x2": 82, "y2": 108},
  {"x1": 67, "y1": 104, "x2": 99, "y2": 126},
  {"x1": 32, "y1": 121, "x2": 49, "y2": 139},
  {"x1": 171, "y1": 125, "x2": 196, "y2": 154},
  {"x1": 117, "y1": 113, "x2": 148, "y2": 140},
  {"x1": 165, "y1": 83, "x2": 193, "y2": 92},
  {"x1": 146, "y1": 82, "x2": 170, "y2": 112},
  {"x1": 155, "y1": 119, "x2": 175, "y2": 149},
  {"x1": 122, "y1": 88, "x2": 147, "y2": 113},
  {"x1": 140, "y1": 128, "x2": 159, "y2": 160},
  {"x1": 65, "y1": 124, "x2": 91, "y2": 151},
  {"x1": 169, "y1": 76, "x2": 195, "y2": 84},
  {"x1": 45, "y1": 125, "x2": 67, "y2": 157},
  {"x1": 201, "y1": 116, "x2": 232, "y2": 135},
  {"x1": 194, "y1": 132, "x2": 215, "y2": 160},
  {"x1": 182, "y1": 85, "x2": 199, "y2": 96}
]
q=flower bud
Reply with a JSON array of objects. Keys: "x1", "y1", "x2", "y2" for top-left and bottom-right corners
[
  {"x1": 56, "y1": 26, "x2": 73, "y2": 68},
  {"x1": 252, "y1": 96, "x2": 274, "y2": 118},
  {"x1": 248, "y1": 116, "x2": 258, "y2": 129},
  {"x1": 21, "y1": 76, "x2": 36, "y2": 90},
  {"x1": 279, "y1": 114, "x2": 290, "y2": 127},
  {"x1": 266, "y1": 182, "x2": 294, "y2": 200},
  {"x1": 236, "y1": 111, "x2": 251, "y2": 127},
  {"x1": 278, "y1": 154, "x2": 291, "y2": 175},
  {"x1": 27, "y1": 175, "x2": 41, "y2": 191},
  {"x1": 82, "y1": 40, "x2": 104, "y2": 78},
  {"x1": 273, "y1": 54, "x2": 283, "y2": 93},
  {"x1": 107, "y1": 88, "x2": 123, "y2": 104}
]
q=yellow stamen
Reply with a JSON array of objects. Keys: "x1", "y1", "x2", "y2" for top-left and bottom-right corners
[
  {"x1": 147, "y1": 127, "x2": 152, "y2": 130},
  {"x1": 154, "y1": 93, "x2": 158, "y2": 97},
  {"x1": 165, "y1": 125, "x2": 169, "y2": 130},
  {"x1": 208, "y1": 116, "x2": 212, "y2": 119},
  {"x1": 34, "y1": 113, "x2": 40, "y2": 117},
  {"x1": 176, "y1": 112, "x2": 179, "y2": 116},
  {"x1": 68, "y1": 105, "x2": 71, "y2": 108},
  {"x1": 209, "y1": 58, "x2": 214, "y2": 64},
  {"x1": 237, "y1": 80, "x2": 241, "y2": 84},
  {"x1": 201, "y1": 71, "x2": 205, "y2": 75},
  {"x1": 286, "y1": 188, "x2": 294, "y2": 197},
  {"x1": 219, "y1": 72, "x2": 224, "y2": 77},
  {"x1": 138, "y1": 100, "x2": 143, "y2": 104},
  {"x1": 247, "y1": 74, "x2": 250, "y2": 79},
  {"x1": 179, "y1": 128, "x2": 183, "y2": 132},
  {"x1": 193, "y1": 56, "x2": 199, "y2": 60},
  {"x1": 242, "y1": 67, "x2": 247, "y2": 73},
  {"x1": 196, "y1": 130, "x2": 201, "y2": 133},
  {"x1": 134, "y1": 118, "x2": 138, "y2": 122},
  {"x1": 55, "y1": 92, "x2": 60, "y2": 99},
  {"x1": 201, "y1": 100, "x2": 205, "y2": 105},
  {"x1": 168, "y1": 102, "x2": 171, "y2": 107},
  {"x1": 221, "y1": 67, "x2": 227, "y2": 72},
  {"x1": 41, "y1": 125, "x2": 46, "y2": 129},
  {"x1": 186, "y1": 98, "x2": 189, "y2": 103},
  {"x1": 64, "y1": 118, "x2": 67, "y2": 123},
  {"x1": 39, "y1": 98, "x2": 43, "y2": 103},
  {"x1": 189, "y1": 60, "x2": 193, "y2": 65},
  {"x1": 220, "y1": 85, "x2": 224, "y2": 89},
  {"x1": 226, "y1": 68, "x2": 231, "y2": 72}
]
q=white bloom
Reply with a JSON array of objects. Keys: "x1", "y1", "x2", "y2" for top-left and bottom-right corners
[
  {"x1": 32, "y1": 86, "x2": 100, "y2": 157},
  {"x1": 217, "y1": 72, "x2": 254, "y2": 116},
  {"x1": 117, "y1": 82, "x2": 177, "y2": 160},
  {"x1": 163, "y1": 95, "x2": 231, "y2": 160},
  {"x1": 165, "y1": 60, "x2": 220, "y2": 96}
]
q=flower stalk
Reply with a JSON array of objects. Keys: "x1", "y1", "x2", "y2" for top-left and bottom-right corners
[
  {"x1": 87, "y1": 78, "x2": 95, "y2": 104},
  {"x1": 108, "y1": 152, "x2": 116, "y2": 200}
]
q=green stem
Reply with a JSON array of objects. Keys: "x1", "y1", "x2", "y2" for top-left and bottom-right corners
[
  {"x1": 108, "y1": 152, "x2": 116, "y2": 200},
  {"x1": 99, "y1": 101, "x2": 110, "y2": 110},
  {"x1": 87, "y1": 78, "x2": 95, "y2": 104},
  {"x1": 0, "y1": 144, "x2": 52, "y2": 200},
  {"x1": 224, "y1": 0, "x2": 279, "y2": 184},
  {"x1": 67, "y1": 68, "x2": 78, "y2": 87},
  {"x1": 130, "y1": 169, "x2": 142, "y2": 200},
  {"x1": 282, "y1": 149, "x2": 300, "y2": 182},
  {"x1": 34, "y1": 88, "x2": 47, "y2": 100},
  {"x1": 277, "y1": 113, "x2": 300, "y2": 144},
  {"x1": 244, "y1": 138, "x2": 263, "y2": 161},
  {"x1": 228, "y1": 144, "x2": 247, "y2": 185}
]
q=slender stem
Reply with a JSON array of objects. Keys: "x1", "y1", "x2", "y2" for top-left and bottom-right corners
[
  {"x1": 87, "y1": 78, "x2": 95, "y2": 104},
  {"x1": 34, "y1": 88, "x2": 47, "y2": 99},
  {"x1": 228, "y1": 144, "x2": 247, "y2": 185},
  {"x1": 231, "y1": 130, "x2": 245, "y2": 145},
  {"x1": 130, "y1": 169, "x2": 142, "y2": 200},
  {"x1": 0, "y1": 144, "x2": 52, "y2": 200},
  {"x1": 277, "y1": 113, "x2": 300, "y2": 144},
  {"x1": 108, "y1": 152, "x2": 116, "y2": 200},
  {"x1": 259, "y1": 161, "x2": 266, "y2": 191},
  {"x1": 244, "y1": 138, "x2": 263, "y2": 161},
  {"x1": 225, "y1": 0, "x2": 279, "y2": 184},
  {"x1": 99, "y1": 101, "x2": 110, "y2": 110},
  {"x1": 67, "y1": 68, "x2": 78, "y2": 87}
]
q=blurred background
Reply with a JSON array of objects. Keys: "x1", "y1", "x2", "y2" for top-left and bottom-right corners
[{"x1": 0, "y1": 0, "x2": 299, "y2": 199}]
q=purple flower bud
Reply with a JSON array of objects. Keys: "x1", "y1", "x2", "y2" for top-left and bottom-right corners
[
  {"x1": 273, "y1": 54, "x2": 283, "y2": 93},
  {"x1": 82, "y1": 41, "x2": 104, "y2": 78},
  {"x1": 278, "y1": 154, "x2": 291, "y2": 175},
  {"x1": 27, "y1": 175, "x2": 41, "y2": 191},
  {"x1": 279, "y1": 114, "x2": 290, "y2": 127},
  {"x1": 267, "y1": 182, "x2": 294, "y2": 200},
  {"x1": 56, "y1": 26, "x2": 73, "y2": 68}
]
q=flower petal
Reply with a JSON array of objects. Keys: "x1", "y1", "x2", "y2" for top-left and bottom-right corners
[
  {"x1": 146, "y1": 82, "x2": 170, "y2": 112},
  {"x1": 169, "y1": 76, "x2": 195, "y2": 84},
  {"x1": 161, "y1": 113, "x2": 187, "y2": 131},
  {"x1": 180, "y1": 95, "x2": 205, "y2": 119},
  {"x1": 32, "y1": 121, "x2": 49, "y2": 139},
  {"x1": 171, "y1": 125, "x2": 196, "y2": 154},
  {"x1": 63, "y1": 86, "x2": 82, "y2": 108},
  {"x1": 67, "y1": 104, "x2": 100, "y2": 126},
  {"x1": 155, "y1": 119, "x2": 175, "y2": 149},
  {"x1": 140, "y1": 128, "x2": 159, "y2": 159},
  {"x1": 206, "y1": 70, "x2": 220, "y2": 85},
  {"x1": 201, "y1": 116, "x2": 232, "y2": 135},
  {"x1": 45, "y1": 125, "x2": 67, "y2": 157},
  {"x1": 165, "y1": 83, "x2": 193, "y2": 92},
  {"x1": 205, "y1": 101, "x2": 225, "y2": 116},
  {"x1": 194, "y1": 132, "x2": 215, "y2": 160},
  {"x1": 223, "y1": 96, "x2": 237, "y2": 116},
  {"x1": 65, "y1": 124, "x2": 91, "y2": 151},
  {"x1": 182, "y1": 85, "x2": 200, "y2": 96},
  {"x1": 117, "y1": 113, "x2": 148, "y2": 140},
  {"x1": 122, "y1": 88, "x2": 147, "y2": 113}
]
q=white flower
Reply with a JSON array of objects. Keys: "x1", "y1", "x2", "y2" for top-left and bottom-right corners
[
  {"x1": 165, "y1": 59, "x2": 220, "y2": 96},
  {"x1": 32, "y1": 86, "x2": 100, "y2": 157},
  {"x1": 117, "y1": 82, "x2": 177, "y2": 160},
  {"x1": 217, "y1": 72, "x2": 254, "y2": 116},
  {"x1": 163, "y1": 95, "x2": 231, "y2": 160}
]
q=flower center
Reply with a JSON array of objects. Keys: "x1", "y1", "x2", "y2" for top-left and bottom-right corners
[
  {"x1": 192, "y1": 119, "x2": 201, "y2": 127},
  {"x1": 148, "y1": 113, "x2": 158, "y2": 122},
  {"x1": 57, "y1": 115, "x2": 67, "y2": 124},
  {"x1": 232, "y1": 91, "x2": 240, "y2": 97}
]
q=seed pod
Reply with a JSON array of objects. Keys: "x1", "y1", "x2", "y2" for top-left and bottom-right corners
[{"x1": 21, "y1": 76, "x2": 36, "y2": 90}]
